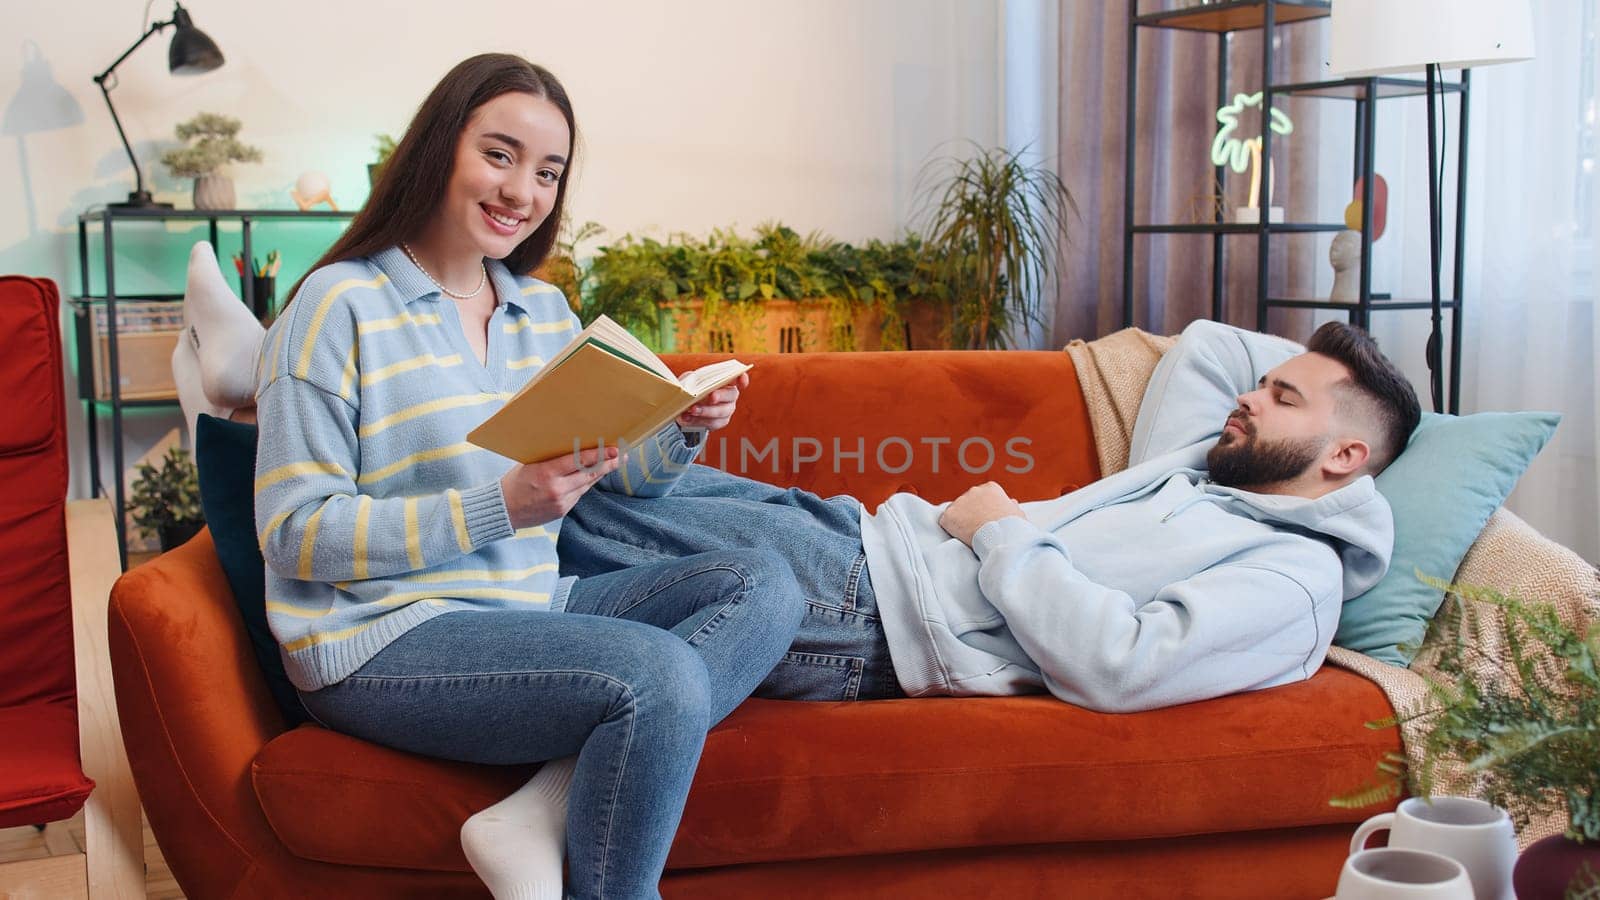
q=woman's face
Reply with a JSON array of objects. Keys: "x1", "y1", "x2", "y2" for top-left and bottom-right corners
[{"x1": 439, "y1": 91, "x2": 571, "y2": 260}]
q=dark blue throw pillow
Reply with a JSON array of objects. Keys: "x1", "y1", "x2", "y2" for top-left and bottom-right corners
[{"x1": 194, "y1": 414, "x2": 308, "y2": 725}]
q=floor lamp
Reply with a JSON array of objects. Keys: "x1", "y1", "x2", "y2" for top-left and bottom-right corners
[{"x1": 1328, "y1": 0, "x2": 1535, "y2": 413}]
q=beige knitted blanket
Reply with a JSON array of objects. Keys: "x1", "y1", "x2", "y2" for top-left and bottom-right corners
[{"x1": 1065, "y1": 328, "x2": 1600, "y2": 848}]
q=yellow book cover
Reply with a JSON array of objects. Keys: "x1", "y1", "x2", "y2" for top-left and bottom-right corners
[{"x1": 467, "y1": 315, "x2": 750, "y2": 463}]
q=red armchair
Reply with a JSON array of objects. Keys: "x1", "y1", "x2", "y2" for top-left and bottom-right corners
[{"x1": 0, "y1": 276, "x2": 143, "y2": 897}]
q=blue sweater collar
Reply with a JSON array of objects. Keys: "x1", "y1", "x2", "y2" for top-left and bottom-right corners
[{"x1": 371, "y1": 246, "x2": 530, "y2": 313}]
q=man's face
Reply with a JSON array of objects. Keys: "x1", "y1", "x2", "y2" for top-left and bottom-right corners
[{"x1": 1207, "y1": 352, "x2": 1350, "y2": 489}]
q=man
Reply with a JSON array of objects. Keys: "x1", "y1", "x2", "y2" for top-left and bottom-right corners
[{"x1": 558, "y1": 320, "x2": 1422, "y2": 713}]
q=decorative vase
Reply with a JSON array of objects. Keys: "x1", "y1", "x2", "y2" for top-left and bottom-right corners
[
  {"x1": 1513, "y1": 834, "x2": 1600, "y2": 899},
  {"x1": 193, "y1": 173, "x2": 235, "y2": 210}
]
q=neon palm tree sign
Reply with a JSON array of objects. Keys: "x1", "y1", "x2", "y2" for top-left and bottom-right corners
[{"x1": 1211, "y1": 91, "x2": 1294, "y2": 218}]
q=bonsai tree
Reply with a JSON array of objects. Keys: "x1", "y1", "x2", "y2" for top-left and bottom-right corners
[
  {"x1": 128, "y1": 446, "x2": 205, "y2": 551},
  {"x1": 160, "y1": 112, "x2": 262, "y2": 179},
  {"x1": 912, "y1": 145, "x2": 1077, "y2": 349}
]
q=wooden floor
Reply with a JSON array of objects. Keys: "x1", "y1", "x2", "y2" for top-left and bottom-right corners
[{"x1": 0, "y1": 810, "x2": 182, "y2": 898}]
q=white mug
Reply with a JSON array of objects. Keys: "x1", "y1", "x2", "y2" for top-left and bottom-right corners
[
  {"x1": 1349, "y1": 796, "x2": 1518, "y2": 900},
  {"x1": 1336, "y1": 848, "x2": 1474, "y2": 899}
]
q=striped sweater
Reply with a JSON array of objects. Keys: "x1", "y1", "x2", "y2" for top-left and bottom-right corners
[{"x1": 254, "y1": 246, "x2": 702, "y2": 692}]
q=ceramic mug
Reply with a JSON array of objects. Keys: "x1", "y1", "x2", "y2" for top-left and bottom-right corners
[
  {"x1": 1349, "y1": 796, "x2": 1518, "y2": 900},
  {"x1": 1335, "y1": 848, "x2": 1474, "y2": 899}
]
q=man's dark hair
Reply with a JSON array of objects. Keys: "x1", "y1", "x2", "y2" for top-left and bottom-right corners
[{"x1": 1305, "y1": 322, "x2": 1421, "y2": 475}]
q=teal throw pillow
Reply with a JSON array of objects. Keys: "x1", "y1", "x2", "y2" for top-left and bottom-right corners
[
  {"x1": 195, "y1": 414, "x2": 307, "y2": 725},
  {"x1": 1336, "y1": 410, "x2": 1560, "y2": 666}
]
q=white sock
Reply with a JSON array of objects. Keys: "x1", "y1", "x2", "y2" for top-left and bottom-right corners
[
  {"x1": 172, "y1": 329, "x2": 232, "y2": 448},
  {"x1": 182, "y1": 241, "x2": 264, "y2": 409},
  {"x1": 460, "y1": 755, "x2": 576, "y2": 900}
]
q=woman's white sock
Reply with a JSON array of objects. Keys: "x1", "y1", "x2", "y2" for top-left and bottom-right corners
[
  {"x1": 460, "y1": 755, "x2": 576, "y2": 900},
  {"x1": 181, "y1": 241, "x2": 264, "y2": 409},
  {"x1": 172, "y1": 332, "x2": 232, "y2": 447}
]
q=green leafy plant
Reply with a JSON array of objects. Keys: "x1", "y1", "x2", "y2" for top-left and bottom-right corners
[
  {"x1": 576, "y1": 222, "x2": 947, "y2": 350},
  {"x1": 912, "y1": 144, "x2": 1077, "y2": 349},
  {"x1": 160, "y1": 112, "x2": 263, "y2": 179},
  {"x1": 373, "y1": 133, "x2": 398, "y2": 167},
  {"x1": 1333, "y1": 575, "x2": 1600, "y2": 843},
  {"x1": 128, "y1": 446, "x2": 204, "y2": 547}
]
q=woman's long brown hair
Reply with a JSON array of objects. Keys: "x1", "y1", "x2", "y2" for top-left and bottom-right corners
[{"x1": 288, "y1": 54, "x2": 576, "y2": 302}]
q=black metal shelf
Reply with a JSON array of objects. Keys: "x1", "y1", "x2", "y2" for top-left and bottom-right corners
[
  {"x1": 1265, "y1": 298, "x2": 1462, "y2": 312},
  {"x1": 77, "y1": 206, "x2": 356, "y2": 567},
  {"x1": 1131, "y1": 222, "x2": 1349, "y2": 234},
  {"x1": 72, "y1": 293, "x2": 183, "y2": 302},
  {"x1": 1268, "y1": 75, "x2": 1467, "y2": 100},
  {"x1": 1132, "y1": 0, "x2": 1329, "y2": 33},
  {"x1": 1121, "y1": 0, "x2": 1467, "y2": 417}
]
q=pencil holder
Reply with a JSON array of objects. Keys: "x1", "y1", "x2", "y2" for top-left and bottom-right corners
[{"x1": 244, "y1": 274, "x2": 275, "y2": 320}]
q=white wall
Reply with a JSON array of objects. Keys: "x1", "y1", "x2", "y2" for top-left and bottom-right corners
[{"x1": 1, "y1": 0, "x2": 1002, "y2": 500}]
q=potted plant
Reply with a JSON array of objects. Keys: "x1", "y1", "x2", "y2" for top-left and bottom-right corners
[
  {"x1": 368, "y1": 133, "x2": 398, "y2": 189},
  {"x1": 160, "y1": 112, "x2": 262, "y2": 210},
  {"x1": 911, "y1": 145, "x2": 1077, "y2": 349},
  {"x1": 128, "y1": 446, "x2": 205, "y2": 552},
  {"x1": 578, "y1": 223, "x2": 950, "y2": 353},
  {"x1": 1334, "y1": 576, "x2": 1600, "y2": 898}
]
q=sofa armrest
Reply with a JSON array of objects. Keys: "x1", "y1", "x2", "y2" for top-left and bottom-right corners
[
  {"x1": 66, "y1": 498, "x2": 144, "y2": 898},
  {"x1": 107, "y1": 529, "x2": 290, "y2": 898}
]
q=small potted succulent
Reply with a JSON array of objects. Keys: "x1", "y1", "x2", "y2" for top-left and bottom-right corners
[
  {"x1": 160, "y1": 112, "x2": 263, "y2": 210},
  {"x1": 128, "y1": 446, "x2": 205, "y2": 551}
]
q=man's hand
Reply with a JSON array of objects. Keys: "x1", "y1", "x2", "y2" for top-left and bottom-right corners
[
  {"x1": 676, "y1": 372, "x2": 749, "y2": 433},
  {"x1": 938, "y1": 481, "x2": 1026, "y2": 547},
  {"x1": 500, "y1": 446, "x2": 624, "y2": 529}
]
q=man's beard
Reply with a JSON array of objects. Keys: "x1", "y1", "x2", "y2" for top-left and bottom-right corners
[{"x1": 1206, "y1": 416, "x2": 1327, "y2": 489}]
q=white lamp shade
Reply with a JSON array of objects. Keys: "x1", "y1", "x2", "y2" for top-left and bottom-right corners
[{"x1": 1329, "y1": 0, "x2": 1535, "y2": 77}]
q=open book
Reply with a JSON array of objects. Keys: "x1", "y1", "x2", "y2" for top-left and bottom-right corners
[{"x1": 467, "y1": 315, "x2": 751, "y2": 464}]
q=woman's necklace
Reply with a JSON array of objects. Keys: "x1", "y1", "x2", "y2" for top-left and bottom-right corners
[{"x1": 401, "y1": 242, "x2": 487, "y2": 300}]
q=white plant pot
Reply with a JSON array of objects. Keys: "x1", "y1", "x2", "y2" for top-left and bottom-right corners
[{"x1": 193, "y1": 174, "x2": 236, "y2": 211}]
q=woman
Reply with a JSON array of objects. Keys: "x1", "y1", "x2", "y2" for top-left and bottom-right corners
[{"x1": 254, "y1": 54, "x2": 798, "y2": 900}]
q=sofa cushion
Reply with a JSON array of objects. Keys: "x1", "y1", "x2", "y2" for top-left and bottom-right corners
[
  {"x1": 252, "y1": 666, "x2": 1399, "y2": 872},
  {"x1": 1344, "y1": 410, "x2": 1561, "y2": 665},
  {"x1": 0, "y1": 701, "x2": 95, "y2": 828},
  {"x1": 193, "y1": 415, "x2": 307, "y2": 725}
]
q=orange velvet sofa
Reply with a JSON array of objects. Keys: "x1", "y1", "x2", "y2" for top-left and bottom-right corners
[{"x1": 109, "y1": 350, "x2": 1400, "y2": 899}]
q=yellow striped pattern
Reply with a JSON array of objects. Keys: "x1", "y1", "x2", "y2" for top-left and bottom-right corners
[
  {"x1": 506, "y1": 354, "x2": 546, "y2": 370},
  {"x1": 398, "y1": 562, "x2": 557, "y2": 584},
  {"x1": 514, "y1": 525, "x2": 554, "y2": 541},
  {"x1": 296, "y1": 274, "x2": 389, "y2": 378},
  {"x1": 447, "y1": 489, "x2": 472, "y2": 552},
  {"x1": 358, "y1": 392, "x2": 503, "y2": 438},
  {"x1": 360, "y1": 352, "x2": 463, "y2": 387},
  {"x1": 266, "y1": 599, "x2": 335, "y2": 619},
  {"x1": 259, "y1": 508, "x2": 292, "y2": 544},
  {"x1": 504, "y1": 316, "x2": 574, "y2": 335},
  {"x1": 377, "y1": 586, "x2": 550, "y2": 608},
  {"x1": 297, "y1": 500, "x2": 329, "y2": 580},
  {"x1": 339, "y1": 343, "x2": 358, "y2": 400},
  {"x1": 283, "y1": 618, "x2": 376, "y2": 653},
  {"x1": 266, "y1": 326, "x2": 288, "y2": 383},
  {"x1": 520, "y1": 283, "x2": 565, "y2": 297},
  {"x1": 358, "y1": 310, "x2": 442, "y2": 335},
  {"x1": 352, "y1": 495, "x2": 373, "y2": 580},
  {"x1": 404, "y1": 497, "x2": 423, "y2": 570},
  {"x1": 257, "y1": 460, "x2": 348, "y2": 492},
  {"x1": 357, "y1": 442, "x2": 480, "y2": 486}
]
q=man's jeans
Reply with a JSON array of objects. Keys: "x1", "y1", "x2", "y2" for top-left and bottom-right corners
[
  {"x1": 298, "y1": 549, "x2": 802, "y2": 900},
  {"x1": 562, "y1": 465, "x2": 904, "y2": 701}
]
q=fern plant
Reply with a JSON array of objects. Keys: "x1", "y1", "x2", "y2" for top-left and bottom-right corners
[{"x1": 1332, "y1": 575, "x2": 1600, "y2": 843}]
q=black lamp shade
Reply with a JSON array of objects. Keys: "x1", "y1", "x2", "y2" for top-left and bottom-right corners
[{"x1": 168, "y1": 6, "x2": 224, "y2": 75}]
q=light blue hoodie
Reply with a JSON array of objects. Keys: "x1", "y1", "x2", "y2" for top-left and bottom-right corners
[{"x1": 859, "y1": 320, "x2": 1394, "y2": 712}]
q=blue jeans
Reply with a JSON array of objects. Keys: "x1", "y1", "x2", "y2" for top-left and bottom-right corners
[
  {"x1": 561, "y1": 465, "x2": 903, "y2": 701},
  {"x1": 298, "y1": 549, "x2": 803, "y2": 900}
]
